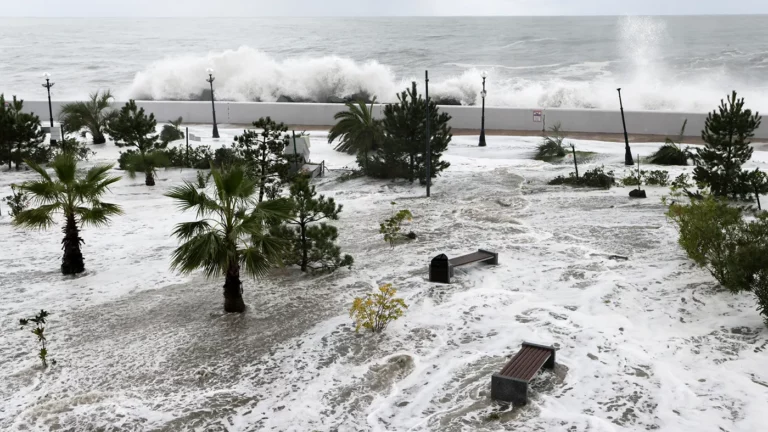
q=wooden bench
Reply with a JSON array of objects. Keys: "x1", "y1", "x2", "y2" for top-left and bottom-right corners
[
  {"x1": 491, "y1": 342, "x2": 557, "y2": 405},
  {"x1": 429, "y1": 249, "x2": 498, "y2": 283}
]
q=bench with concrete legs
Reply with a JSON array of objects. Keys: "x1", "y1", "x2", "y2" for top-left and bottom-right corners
[
  {"x1": 491, "y1": 342, "x2": 557, "y2": 405},
  {"x1": 429, "y1": 249, "x2": 498, "y2": 283}
]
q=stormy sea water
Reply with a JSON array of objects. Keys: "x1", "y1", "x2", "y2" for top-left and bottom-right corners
[{"x1": 1, "y1": 15, "x2": 768, "y2": 111}]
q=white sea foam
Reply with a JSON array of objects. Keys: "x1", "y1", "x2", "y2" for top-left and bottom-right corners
[{"x1": 125, "y1": 43, "x2": 768, "y2": 112}]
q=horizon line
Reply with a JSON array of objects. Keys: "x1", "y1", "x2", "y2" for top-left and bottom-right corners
[{"x1": 2, "y1": 13, "x2": 768, "y2": 18}]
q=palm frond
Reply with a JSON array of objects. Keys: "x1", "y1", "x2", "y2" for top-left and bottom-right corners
[
  {"x1": 50, "y1": 154, "x2": 78, "y2": 184},
  {"x1": 170, "y1": 231, "x2": 228, "y2": 277},
  {"x1": 76, "y1": 201, "x2": 124, "y2": 227},
  {"x1": 165, "y1": 182, "x2": 218, "y2": 217},
  {"x1": 240, "y1": 234, "x2": 285, "y2": 278},
  {"x1": 17, "y1": 179, "x2": 61, "y2": 204},
  {"x1": 171, "y1": 220, "x2": 213, "y2": 241},
  {"x1": 12, "y1": 204, "x2": 61, "y2": 229}
]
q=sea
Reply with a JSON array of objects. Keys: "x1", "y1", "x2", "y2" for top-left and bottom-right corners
[{"x1": 1, "y1": 15, "x2": 767, "y2": 112}]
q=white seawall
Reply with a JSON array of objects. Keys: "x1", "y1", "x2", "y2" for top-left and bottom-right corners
[{"x1": 19, "y1": 101, "x2": 768, "y2": 139}]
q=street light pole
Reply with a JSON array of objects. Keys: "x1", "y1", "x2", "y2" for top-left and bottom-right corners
[
  {"x1": 425, "y1": 70, "x2": 431, "y2": 198},
  {"x1": 479, "y1": 71, "x2": 487, "y2": 147},
  {"x1": 617, "y1": 88, "x2": 634, "y2": 166},
  {"x1": 42, "y1": 73, "x2": 56, "y2": 145},
  {"x1": 206, "y1": 68, "x2": 220, "y2": 139}
]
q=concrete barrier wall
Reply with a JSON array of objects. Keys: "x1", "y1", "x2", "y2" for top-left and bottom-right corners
[{"x1": 19, "y1": 100, "x2": 768, "y2": 139}]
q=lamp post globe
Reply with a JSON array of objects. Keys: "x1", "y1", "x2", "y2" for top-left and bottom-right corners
[
  {"x1": 206, "y1": 68, "x2": 220, "y2": 139},
  {"x1": 479, "y1": 71, "x2": 488, "y2": 147},
  {"x1": 42, "y1": 72, "x2": 56, "y2": 144}
]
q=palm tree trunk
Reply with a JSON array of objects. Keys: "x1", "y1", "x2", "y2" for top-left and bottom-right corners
[
  {"x1": 223, "y1": 261, "x2": 245, "y2": 313},
  {"x1": 92, "y1": 129, "x2": 106, "y2": 145},
  {"x1": 61, "y1": 212, "x2": 85, "y2": 275},
  {"x1": 145, "y1": 170, "x2": 155, "y2": 186},
  {"x1": 300, "y1": 223, "x2": 308, "y2": 272}
]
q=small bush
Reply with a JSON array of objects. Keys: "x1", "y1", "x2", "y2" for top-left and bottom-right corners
[
  {"x1": 550, "y1": 167, "x2": 615, "y2": 189},
  {"x1": 196, "y1": 171, "x2": 210, "y2": 189},
  {"x1": 535, "y1": 123, "x2": 567, "y2": 161},
  {"x1": 213, "y1": 146, "x2": 242, "y2": 169},
  {"x1": 19, "y1": 310, "x2": 55, "y2": 368},
  {"x1": 3, "y1": 185, "x2": 29, "y2": 217},
  {"x1": 349, "y1": 284, "x2": 408, "y2": 333},
  {"x1": 380, "y1": 202, "x2": 414, "y2": 248},
  {"x1": 160, "y1": 117, "x2": 184, "y2": 145},
  {"x1": 164, "y1": 145, "x2": 214, "y2": 169},
  {"x1": 622, "y1": 170, "x2": 670, "y2": 187},
  {"x1": 53, "y1": 137, "x2": 94, "y2": 161},
  {"x1": 650, "y1": 119, "x2": 691, "y2": 165}
]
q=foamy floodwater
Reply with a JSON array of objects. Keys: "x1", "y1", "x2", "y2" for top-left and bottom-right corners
[{"x1": 1, "y1": 129, "x2": 767, "y2": 431}]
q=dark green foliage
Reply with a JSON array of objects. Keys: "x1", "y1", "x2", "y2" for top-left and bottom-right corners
[
  {"x1": 693, "y1": 91, "x2": 762, "y2": 200},
  {"x1": 163, "y1": 145, "x2": 214, "y2": 169},
  {"x1": 273, "y1": 175, "x2": 353, "y2": 273},
  {"x1": 165, "y1": 166, "x2": 291, "y2": 313},
  {"x1": 0, "y1": 94, "x2": 47, "y2": 170},
  {"x1": 13, "y1": 155, "x2": 122, "y2": 275},
  {"x1": 196, "y1": 170, "x2": 210, "y2": 189},
  {"x1": 621, "y1": 170, "x2": 670, "y2": 187},
  {"x1": 549, "y1": 167, "x2": 615, "y2": 189},
  {"x1": 369, "y1": 83, "x2": 452, "y2": 183},
  {"x1": 667, "y1": 196, "x2": 768, "y2": 324},
  {"x1": 53, "y1": 137, "x2": 94, "y2": 161},
  {"x1": 535, "y1": 123, "x2": 567, "y2": 161},
  {"x1": 107, "y1": 100, "x2": 166, "y2": 186},
  {"x1": 19, "y1": 310, "x2": 54, "y2": 368},
  {"x1": 233, "y1": 117, "x2": 291, "y2": 202},
  {"x1": 59, "y1": 90, "x2": 116, "y2": 144},
  {"x1": 3, "y1": 184, "x2": 29, "y2": 217},
  {"x1": 329, "y1": 99, "x2": 383, "y2": 170},
  {"x1": 213, "y1": 146, "x2": 242, "y2": 169},
  {"x1": 380, "y1": 202, "x2": 414, "y2": 248},
  {"x1": 160, "y1": 117, "x2": 184, "y2": 145},
  {"x1": 650, "y1": 119, "x2": 691, "y2": 165}
]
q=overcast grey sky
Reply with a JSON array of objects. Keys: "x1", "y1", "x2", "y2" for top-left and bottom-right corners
[{"x1": 2, "y1": 0, "x2": 768, "y2": 17}]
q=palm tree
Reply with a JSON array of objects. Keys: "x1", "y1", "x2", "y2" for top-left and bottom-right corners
[
  {"x1": 160, "y1": 116, "x2": 185, "y2": 145},
  {"x1": 166, "y1": 166, "x2": 289, "y2": 313},
  {"x1": 60, "y1": 90, "x2": 116, "y2": 144},
  {"x1": 328, "y1": 98, "x2": 382, "y2": 170},
  {"x1": 13, "y1": 154, "x2": 123, "y2": 275}
]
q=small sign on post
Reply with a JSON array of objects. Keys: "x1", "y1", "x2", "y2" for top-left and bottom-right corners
[
  {"x1": 189, "y1": 133, "x2": 202, "y2": 142},
  {"x1": 533, "y1": 110, "x2": 543, "y2": 123}
]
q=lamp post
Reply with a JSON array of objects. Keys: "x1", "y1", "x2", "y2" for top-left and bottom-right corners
[
  {"x1": 42, "y1": 73, "x2": 56, "y2": 144},
  {"x1": 206, "y1": 68, "x2": 220, "y2": 139},
  {"x1": 479, "y1": 71, "x2": 488, "y2": 147},
  {"x1": 617, "y1": 88, "x2": 634, "y2": 166},
  {"x1": 425, "y1": 71, "x2": 431, "y2": 198}
]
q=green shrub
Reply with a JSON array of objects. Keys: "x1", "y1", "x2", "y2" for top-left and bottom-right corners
[
  {"x1": 535, "y1": 123, "x2": 567, "y2": 161},
  {"x1": 3, "y1": 184, "x2": 29, "y2": 217},
  {"x1": 349, "y1": 284, "x2": 408, "y2": 333},
  {"x1": 196, "y1": 170, "x2": 210, "y2": 189},
  {"x1": 19, "y1": 310, "x2": 55, "y2": 368},
  {"x1": 380, "y1": 202, "x2": 414, "y2": 248},
  {"x1": 550, "y1": 167, "x2": 615, "y2": 189},
  {"x1": 621, "y1": 172, "x2": 642, "y2": 187},
  {"x1": 650, "y1": 119, "x2": 691, "y2": 165},
  {"x1": 645, "y1": 170, "x2": 670, "y2": 186},
  {"x1": 163, "y1": 145, "x2": 214, "y2": 169},
  {"x1": 160, "y1": 117, "x2": 184, "y2": 145}
]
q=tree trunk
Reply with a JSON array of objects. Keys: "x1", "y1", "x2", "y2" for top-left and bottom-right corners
[
  {"x1": 145, "y1": 170, "x2": 155, "y2": 186},
  {"x1": 300, "y1": 222, "x2": 308, "y2": 272},
  {"x1": 61, "y1": 212, "x2": 85, "y2": 275},
  {"x1": 223, "y1": 261, "x2": 245, "y2": 313},
  {"x1": 93, "y1": 130, "x2": 106, "y2": 145},
  {"x1": 15, "y1": 141, "x2": 21, "y2": 170},
  {"x1": 259, "y1": 154, "x2": 267, "y2": 203}
]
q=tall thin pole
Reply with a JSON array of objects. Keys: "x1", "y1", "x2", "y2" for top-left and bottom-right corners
[
  {"x1": 425, "y1": 70, "x2": 431, "y2": 198},
  {"x1": 42, "y1": 75, "x2": 56, "y2": 144},
  {"x1": 207, "y1": 73, "x2": 220, "y2": 139},
  {"x1": 292, "y1": 130, "x2": 299, "y2": 171},
  {"x1": 617, "y1": 88, "x2": 634, "y2": 166},
  {"x1": 185, "y1": 127, "x2": 189, "y2": 167},
  {"x1": 479, "y1": 75, "x2": 487, "y2": 147}
]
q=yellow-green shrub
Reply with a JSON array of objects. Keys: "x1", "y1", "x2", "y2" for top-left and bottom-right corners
[{"x1": 349, "y1": 284, "x2": 408, "y2": 333}]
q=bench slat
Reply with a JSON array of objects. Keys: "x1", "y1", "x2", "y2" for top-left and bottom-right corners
[
  {"x1": 499, "y1": 346, "x2": 552, "y2": 382},
  {"x1": 449, "y1": 251, "x2": 495, "y2": 267}
]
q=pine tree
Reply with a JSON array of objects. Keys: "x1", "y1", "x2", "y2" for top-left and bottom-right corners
[
  {"x1": 375, "y1": 82, "x2": 452, "y2": 184},
  {"x1": 0, "y1": 95, "x2": 47, "y2": 170},
  {"x1": 273, "y1": 175, "x2": 353, "y2": 273},
  {"x1": 694, "y1": 91, "x2": 762, "y2": 199},
  {"x1": 106, "y1": 100, "x2": 166, "y2": 186},
  {"x1": 233, "y1": 117, "x2": 291, "y2": 202}
]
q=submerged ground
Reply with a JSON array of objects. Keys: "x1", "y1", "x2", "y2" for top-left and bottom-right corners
[{"x1": 1, "y1": 129, "x2": 767, "y2": 432}]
